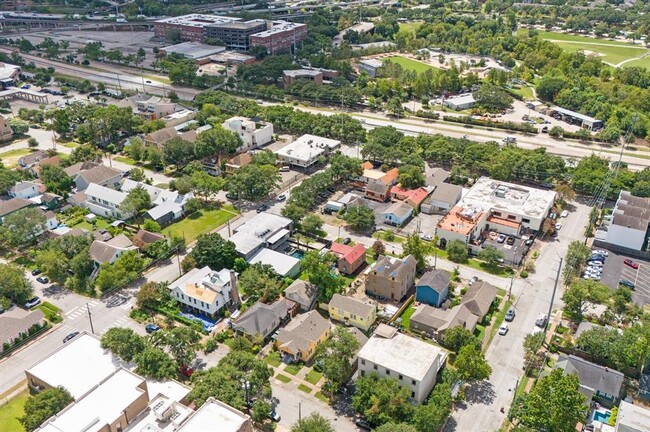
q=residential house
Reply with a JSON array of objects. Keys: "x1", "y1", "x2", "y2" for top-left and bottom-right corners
[
  {"x1": 427, "y1": 168, "x2": 450, "y2": 186},
  {"x1": 0, "y1": 307, "x2": 45, "y2": 345},
  {"x1": 360, "y1": 163, "x2": 399, "y2": 186},
  {"x1": 461, "y1": 281, "x2": 497, "y2": 321},
  {"x1": 555, "y1": 355, "x2": 624, "y2": 407},
  {"x1": 249, "y1": 248, "x2": 301, "y2": 278},
  {"x1": 74, "y1": 165, "x2": 123, "y2": 191},
  {"x1": 225, "y1": 152, "x2": 253, "y2": 174},
  {"x1": 30, "y1": 155, "x2": 61, "y2": 177},
  {"x1": 0, "y1": 114, "x2": 13, "y2": 142},
  {"x1": 284, "y1": 279, "x2": 319, "y2": 312},
  {"x1": 275, "y1": 310, "x2": 331, "y2": 362},
  {"x1": 409, "y1": 303, "x2": 478, "y2": 339},
  {"x1": 130, "y1": 95, "x2": 177, "y2": 120},
  {"x1": 365, "y1": 182, "x2": 391, "y2": 203},
  {"x1": 18, "y1": 150, "x2": 48, "y2": 169},
  {"x1": 169, "y1": 266, "x2": 239, "y2": 318},
  {"x1": 390, "y1": 186, "x2": 432, "y2": 210},
  {"x1": 222, "y1": 116, "x2": 273, "y2": 152},
  {"x1": 365, "y1": 255, "x2": 417, "y2": 302},
  {"x1": 132, "y1": 229, "x2": 166, "y2": 249},
  {"x1": 382, "y1": 201, "x2": 413, "y2": 226},
  {"x1": 63, "y1": 161, "x2": 100, "y2": 178},
  {"x1": 89, "y1": 234, "x2": 138, "y2": 269},
  {"x1": 36, "y1": 192, "x2": 61, "y2": 210},
  {"x1": 415, "y1": 270, "x2": 451, "y2": 307},
  {"x1": 357, "y1": 324, "x2": 448, "y2": 403},
  {"x1": 144, "y1": 126, "x2": 180, "y2": 148},
  {"x1": 327, "y1": 294, "x2": 376, "y2": 331},
  {"x1": 80, "y1": 183, "x2": 130, "y2": 219},
  {"x1": 231, "y1": 299, "x2": 290, "y2": 339},
  {"x1": 421, "y1": 183, "x2": 463, "y2": 215},
  {"x1": 329, "y1": 242, "x2": 367, "y2": 275},
  {"x1": 0, "y1": 197, "x2": 32, "y2": 222},
  {"x1": 121, "y1": 179, "x2": 193, "y2": 226},
  {"x1": 615, "y1": 401, "x2": 650, "y2": 432},
  {"x1": 8, "y1": 181, "x2": 40, "y2": 199},
  {"x1": 40, "y1": 209, "x2": 59, "y2": 231},
  {"x1": 229, "y1": 213, "x2": 293, "y2": 260}
]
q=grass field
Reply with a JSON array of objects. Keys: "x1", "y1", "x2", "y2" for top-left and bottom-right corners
[
  {"x1": 398, "y1": 21, "x2": 423, "y2": 33},
  {"x1": 0, "y1": 149, "x2": 31, "y2": 168},
  {"x1": 385, "y1": 56, "x2": 435, "y2": 74},
  {"x1": 523, "y1": 29, "x2": 649, "y2": 66},
  {"x1": 162, "y1": 206, "x2": 238, "y2": 243},
  {"x1": 511, "y1": 85, "x2": 535, "y2": 101},
  {"x1": 399, "y1": 303, "x2": 416, "y2": 329},
  {"x1": 0, "y1": 390, "x2": 28, "y2": 432}
]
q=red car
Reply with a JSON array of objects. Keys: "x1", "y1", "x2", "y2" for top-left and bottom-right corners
[
  {"x1": 180, "y1": 366, "x2": 194, "y2": 378},
  {"x1": 624, "y1": 259, "x2": 639, "y2": 270}
]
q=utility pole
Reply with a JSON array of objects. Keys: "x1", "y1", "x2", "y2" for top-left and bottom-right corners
[
  {"x1": 507, "y1": 275, "x2": 514, "y2": 301},
  {"x1": 298, "y1": 402, "x2": 302, "y2": 421},
  {"x1": 545, "y1": 256, "x2": 563, "y2": 337},
  {"x1": 86, "y1": 302, "x2": 95, "y2": 334}
]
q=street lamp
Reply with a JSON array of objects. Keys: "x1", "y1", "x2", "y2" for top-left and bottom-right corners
[{"x1": 241, "y1": 379, "x2": 251, "y2": 413}]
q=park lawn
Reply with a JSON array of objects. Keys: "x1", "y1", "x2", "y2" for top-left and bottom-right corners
[
  {"x1": 0, "y1": 149, "x2": 31, "y2": 168},
  {"x1": 0, "y1": 390, "x2": 28, "y2": 432},
  {"x1": 618, "y1": 55, "x2": 650, "y2": 69},
  {"x1": 297, "y1": 384, "x2": 312, "y2": 394},
  {"x1": 162, "y1": 206, "x2": 239, "y2": 243},
  {"x1": 511, "y1": 85, "x2": 535, "y2": 101},
  {"x1": 385, "y1": 56, "x2": 435, "y2": 74},
  {"x1": 523, "y1": 29, "x2": 639, "y2": 45},
  {"x1": 284, "y1": 364, "x2": 303, "y2": 376},
  {"x1": 305, "y1": 370, "x2": 323, "y2": 385},
  {"x1": 399, "y1": 303, "x2": 416, "y2": 330},
  {"x1": 113, "y1": 156, "x2": 138, "y2": 166},
  {"x1": 71, "y1": 218, "x2": 110, "y2": 231},
  {"x1": 399, "y1": 21, "x2": 423, "y2": 33},
  {"x1": 553, "y1": 41, "x2": 647, "y2": 65},
  {"x1": 275, "y1": 374, "x2": 292, "y2": 383}
]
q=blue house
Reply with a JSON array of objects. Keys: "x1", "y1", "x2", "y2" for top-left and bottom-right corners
[
  {"x1": 382, "y1": 201, "x2": 413, "y2": 226},
  {"x1": 415, "y1": 269, "x2": 451, "y2": 307}
]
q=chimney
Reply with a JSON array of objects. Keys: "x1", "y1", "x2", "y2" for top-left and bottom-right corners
[{"x1": 230, "y1": 270, "x2": 241, "y2": 306}]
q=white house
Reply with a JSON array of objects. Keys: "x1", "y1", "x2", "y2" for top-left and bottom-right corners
[
  {"x1": 443, "y1": 94, "x2": 476, "y2": 110},
  {"x1": 275, "y1": 134, "x2": 341, "y2": 169},
  {"x1": 130, "y1": 95, "x2": 178, "y2": 120},
  {"x1": 249, "y1": 248, "x2": 301, "y2": 278},
  {"x1": 357, "y1": 324, "x2": 447, "y2": 403},
  {"x1": 74, "y1": 165, "x2": 123, "y2": 191},
  {"x1": 169, "y1": 266, "x2": 238, "y2": 318},
  {"x1": 8, "y1": 181, "x2": 40, "y2": 199},
  {"x1": 229, "y1": 212, "x2": 293, "y2": 260},
  {"x1": 121, "y1": 179, "x2": 193, "y2": 225},
  {"x1": 222, "y1": 116, "x2": 273, "y2": 152},
  {"x1": 88, "y1": 234, "x2": 138, "y2": 267},
  {"x1": 81, "y1": 183, "x2": 132, "y2": 219}
]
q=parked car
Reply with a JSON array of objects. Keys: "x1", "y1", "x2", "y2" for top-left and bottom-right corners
[
  {"x1": 270, "y1": 410, "x2": 281, "y2": 422},
  {"x1": 276, "y1": 194, "x2": 286, "y2": 202},
  {"x1": 535, "y1": 313, "x2": 547, "y2": 328},
  {"x1": 279, "y1": 166, "x2": 290, "y2": 172},
  {"x1": 624, "y1": 259, "x2": 639, "y2": 269},
  {"x1": 619, "y1": 279, "x2": 635, "y2": 289},
  {"x1": 355, "y1": 418, "x2": 372, "y2": 431},
  {"x1": 256, "y1": 204, "x2": 268, "y2": 213},
  {"x1": 541, "y1": 126, "x2": 549, "y2": 133},
  {"x1": 63, "y1": 331, "x2": 80, "y2": 343},
  {"x1": 31, "y1": 268, "x2": 41, "y2": 276},
  {"x1": 555, "y1": 223, "x2": 563, "y2": 231},
  {"x1": 505, "y1": 308, "x2": 516, "y2": 322},
  {"x1": 145, "y1": 323, "x2": 160, "y2": 333},
  {"x1": 343, "y1": 237, "x2": 352, "y2": 245},
  {"x1": 36, "y1": 276, "x2": 49, "y2": 284},
  {"x1": 561, "y1": 210, "x2": 569, "y2": 218},
  {"x1": 420, "y1": 234, "x2": 433, "y2": 242},
  {"x1": 497, "y1": 234, "x2": 507, "y2": 243},
  {"x1": 24, "y1": 297, "x2": 41, "y2": 309},
  {"x1": 593, "y1": 250, "x2": 609, "y2": 257},
  {"x1": 469, "y1": 276, "x2": 479, "y2": 286},
  {"x1": 225, "y1": 192, "x2": 239, "y2": 200},
  {"x1": 498, "y1": 323, "x2": 509, "y2": 335},
  {"x1": 506, "y1": 236, "x2": 515, "y2": 246},
  {"x1": 180, "y1": 365, "x2": 194, "y2": 377}
]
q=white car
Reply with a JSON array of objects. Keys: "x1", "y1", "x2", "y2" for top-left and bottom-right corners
[
  {"x1": 592, "y1": 250, "x2": 609, "y2": 257},
  {"x1": 498, "y1": 323, "x2": 509, "y2": 335},
  {"x1": 561, "y1": 210, "x2": 569, "y2": 218},
  {"x1": 555, "y1": 223, "x2": 563, "y2": 231}
]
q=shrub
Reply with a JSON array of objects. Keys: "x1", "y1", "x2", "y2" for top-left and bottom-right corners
[
  {"x1": 129, "y1": 308, "x2": 150, "y2": 322},
  {"x1": 520, "y1": 270, "x2": 529, "y2": 278},
  {"x1": 203, "y1": 337, "x2": 219, "y2": 354}
]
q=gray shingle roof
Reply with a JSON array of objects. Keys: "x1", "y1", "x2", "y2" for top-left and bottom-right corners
[
  {"x1": 284, "y1": 279, "x2": 318, "y2": 306},
  {"x1": 555, "y1": 355, "x2": 624, "y2": 399},
  {"x1": 277, "y1": 310, "x2": 330, "y2": 353},
  {"x1": 76, "y1": 165, "x2": 123, "y2": 185},
  {"x1": 233, "y1": 299, "x2": 288, "y2": 337},
  {"x1": 417, "y1": 270, "x2": 451, "y2": 294},
  {"x1": 426, "y1": 183, "x2": 462, "y2": 204},
  {"x1": 461, "y1": 281, "x2": 497, "y2": 318},
  {"x1": 0, "y1": 198, "x2": 32, "y2": 218},
  {"x1": 328, "y1": 294, "x2": 375, "y2": 317},
  {"x1": 410, "y1": 303, "x2": 478, "y2": 333}
]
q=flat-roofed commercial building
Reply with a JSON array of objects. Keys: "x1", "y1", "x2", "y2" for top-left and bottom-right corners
[
  {"x1": 154, "y1": 14, "x2": 241, "y2": 42},
  {"x1": 249, "y1": 21, "x2": 308, "y2": 54},
  {"x1": 603, "y1": 191, "x2": 650, "y2": 251},
  {"x1": 276, "y1": 134, "x2": 341, "y2": 168},
  {"x1": 204, "y1": 19, "x2": 267, "y2": 50}
]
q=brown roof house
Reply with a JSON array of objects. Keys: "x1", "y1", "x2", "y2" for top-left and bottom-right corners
[
  {"x1": 365, "y1": 181, "x2": 391, "y2": 203},
  {"x1": 0, "y1": 197, "x2": 33, "y2": 221},
  {"x1": 275, "y1": 310, "x2": 331, "y2": 363},
  {"x1": 132, "y1": 229, "x2": 166, "y2": 248},
  {"x1": 18, "y1": 150, "x2": 48, "y2": 169},
  {"x1": 89, "y1": 234, "x2": 138, "y2": 270},
  {"x1": 365, "y1": 255, "x2": 417, "y2": 302},
  {"x1": 421, "y1": 183, "x2": 463, "y2": 215},
  {"x1": 461, "y1": 281, "x2": 497, "y2": 321},
  {"x1": 409, "y1": 303, "x2": 479, "y2": 340},
  {"x1": 231, "y1": 299, "x2": 290, "y2": 339},
  {"x1": 144, "y1": 126, "x2": 179, "y2": 148},
  {"x1": 327, "y1": 293, "x2": 376, "y2": 331},
  {"x1": 284, "y1": 279, "x2": 319, "y2": 312},
  {"x1": 63, "y1": 161, "x2": 100, "y2": 178},
  {"x1": 329, "y1": 242, "x2": 367, "y2": 275},
  {"x1": 74, "y1": 165, "x2": 123, "y2": 191},
  {"x1": 225, "y1": 153, "x2": 253, "y2": 174}
]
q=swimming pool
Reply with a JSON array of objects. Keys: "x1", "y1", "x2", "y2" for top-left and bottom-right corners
[
  {"x1": 593, "y1": 410, "x2": 611, "y2": 423},
  {"x1": 290, "y1": 250, "x2": 305, "y2": 260}
]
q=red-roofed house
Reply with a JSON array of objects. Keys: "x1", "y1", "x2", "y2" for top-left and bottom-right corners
[
  {"x1": 330, "y1": 242, "x2": 367, "y2": 275},
  {"x1": 391, "y1": 186, "x2": 431, "y2": 210}
]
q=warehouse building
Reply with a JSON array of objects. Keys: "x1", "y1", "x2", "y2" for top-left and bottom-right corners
[{"x1": 551, "y1": 106, "x2": 603, "y2": 131}]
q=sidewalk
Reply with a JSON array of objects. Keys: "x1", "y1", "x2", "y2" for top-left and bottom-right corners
[{"x1": 271, "y1": 363, "x2": 325, "y2": 398}]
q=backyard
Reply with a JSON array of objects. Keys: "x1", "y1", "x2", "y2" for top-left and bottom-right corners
[
  {"x1": 0, "y1": 149, "x2": 31, "y2": 168},
  {"x1": 162, "y1": 205, "x2": 239, "y2": 242},
  {"x1": 0, "y1": 391, "x2": 28, "y2": 432}
]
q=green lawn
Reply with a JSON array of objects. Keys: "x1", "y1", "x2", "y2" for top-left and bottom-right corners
[
  {"x1": 113, "y1": 156, "x2": 138, "y2": 166},
  {"x1": 275, "y1": 374, "x2": 292, "y2": 383},
  {"x1": 398, "y1": 21, "x2": 423, "y2": 33},
  {"x1": 305, "y1": 370, "x2": 323, "y2": 385},
  {"x1": 0, "y1": 390, "x2": 28, "y2": 432},
  {"x1": 71, "y1": 218, "x2": 110, "y2": 231},
  {"x1": 624, "y1": 56, "x2": 650, "y2": 68},
  {"x1": 511, "y1": 85, "x2": 535, "y2": 101},
  {"x1": 284, "y1": 364, "x2": 303, "y2": 376},
  {"x1": 399, "y1": 303, "x2": 416, "y2": 330},
  {"x1": 474, "y1": 324, "x2": 486, "y2": 343},
  {"x1": 0, "y1": 149, "x2": 31, "y2": 168},
  {"x1": 297, "y1": 384, "x2": 312, "y2": 394},
  {"x1": 315, "y1": 392, "x2": 329, "y2": 404},
  {"x1": 385, "y1": 56, "x2": 436, "y2": 74},
  {"x1": 265, "y1": 352, "x2": 281, "y2": 368},
  {"x1": 162, "y1": 206, "x2": 239, "y2": 243}
]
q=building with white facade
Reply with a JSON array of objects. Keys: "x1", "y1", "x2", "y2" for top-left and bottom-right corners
[
  {"x1": 121, "y1": 180, "x2": 193, "y2": 226},
  {"x1": 275, "y1": 134, "x2": 341, "y2": 168},
  {"x1": 249, "y1": 248, "x2": 301, "y2": 278},
  {"x1": 130, "y1": 95, "x2": 177, "y2": 121},
  {"x1": 169, "y1": 266, "x2": 238, "y2": 317},
  {"x1": 615, "y1": 401, "x2": 650, "y2": 432},
  {"x1": 229, "y1": 212, "x2": 293, "y2": 260},
  {"x1": 81, "y1": 183, "x2": 131, "y2": 219},
  {"x1": 222, "y1": 116, "x2": 273, "y2": 152},
  {"x1": 435, "y1": 177, "x2": 556, "y2": 248},
  {"x1": 8, "y1": 181, "x2": 40, "y2": 199},
  {"x1": 357, "y1": 324, "x2": 447, "y2": 403},
  {"x1": 443, "y1": 94, "x2": 476, "y2": 110},
  {"x1": 603, "y1": 191, "x2": 650, "y2": 252}
]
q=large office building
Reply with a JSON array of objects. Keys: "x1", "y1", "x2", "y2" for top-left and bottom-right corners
[
  {"x1": 275, "y1": 134, "x2": 341, "y2": 169},
  {"x1": 154, "y1": 14, "x2": 240, "y2": 42},
  {"x1": 204, "y1": 19, "x2": 267, "y2": 51},
  {"x1": 435, "y1": 177, "x2": 556, "y2": 248},
  {"x1": 249, "y1": 21, "x2": 308, "y2": 54}
]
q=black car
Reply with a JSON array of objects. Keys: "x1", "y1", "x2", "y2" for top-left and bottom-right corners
[
  {"x1": 343, "y1": 237, "x2": 352, "y2": 245},
  {"x1": 256, "y1": 204, "x2": 268, "y2": 213},
  {"x1": 36, "y1": 276, "x2": 49, "y2": 284},
  {"x1": 63, "y1": 331, "x2": 80, "y2": 343},
  {"x1": 355, "y1": 419, "x2": 372, "y2": 431},
  {"x1": 619, "y1": 279, "x2": 635, "y2": 289},
  {"x1": 31, "y1": 268, "x2": 41, "y2": 276}
]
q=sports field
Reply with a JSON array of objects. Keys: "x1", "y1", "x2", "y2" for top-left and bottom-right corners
[
  {"x1": 385, "y1": 56, "x2": 435, "y2": 73},
  {"x1": 523, "y1": 30, "x2": 649, "y2": 67}
]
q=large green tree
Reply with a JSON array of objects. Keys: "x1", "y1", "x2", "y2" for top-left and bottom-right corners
[
  {"x1": 446, "y1": 239, "x2": 468, "y2": 263},
  {"x1": 189, "y1": 233, "x2": 237, "y2": 271},
  {"x1": 20, "y1": 387, "x2": 73, "y2": 432},
  {"x1": 563, "y1": 241, "x2": 591, "y2": 282},
  {"x1": 302, "y1": 251, "x2": 345, "y2": 302},
  {"x1": 315, "y1": 327, "x2": 360, "y2": 395},
  {"x1": 403, "y1": 234, "x2": 429, "y2": 273},
  {"x1": 1, "y1": 207, "x2": 47, "y2": 245},
  {"x1": 237, "y1": 263, "x2": 282, "y2": 303},
  {"x1": 352, "y1": 373, "x2": 415, "y2": 427},
  {"x1": 561, "y1": 279, "x2": 610, "y2": 320},
  {"x1": 100, "y1": 328, "x2": 147, "y2": 362},
  {"x1": 412, "y1": 383, "x2": 453, "y2": 432},
  {"x1": 454, "y1": 344, "x2": 492, "y2": 382},
  {"x1": 120, "y1": 186, "x2": 152, "y2": 217},
  {"x1": 194, "y1": 125, "x2": 242, "y2": 160},
  {"x1": 291, "y1": 413, "x2": 335, "y2": 432},
  {"x1": 343, "y1": 204, "x2": 375, "y2": 233},
  {"x1": 134, "y1": 345, "x2": 178, "y2": 380},
  {"x1": 40, "y1": 164, "x2": 73, "y2": 196},
  {"x1": 95, "y1": 250, "x2": 146, "y2": 293},
  {"x1": 226, "y1": 163, "x2": 280, "y2": 201},
  {"x1": 443, "y1": 326, "x2": 480, "y2": 352},
  {"x1": 0, "y1": 263, "x2": 34, "y2": 305}
]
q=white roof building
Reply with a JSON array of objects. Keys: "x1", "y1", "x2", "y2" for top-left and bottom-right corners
[
  {"x1": 616, "y1": 401, "x2": 650, "y2": 432},
  {"x1": 357, "y1": 324, "x2": 447, "y2": 403},
  {"x1": 275, "y1": 134, "x2": 341, "y2": 168},
  {"x1": 222, "y1": 116, "x2": 274, "y2": 152},
  {"x1": 176, "y1": 397, "x2": 253, "y2": 432},
  {"x1": 169, "y1": 266, "x2": 237, "y2": 317},
  {"x1": 121, "y1": 179, "x2": 193, "y2": 224},
  {"x1": 82, "y1": 183, "x2": 131, "y2": 219},
  {"x1": 25, "y1": 333, "x2": 127, "y2": 399},
  {"x1": 230, "y1": 213, "x2": 292, "y2": 260},
  {"x1": 249, "y1": 248, "x2": 301, "y2": 278}
]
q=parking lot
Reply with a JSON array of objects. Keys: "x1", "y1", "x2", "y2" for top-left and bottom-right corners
[
  {"x1": 593, "y1": 250, "x2": 650, "y2": 306},
  {"x1": 482, "y1": 234, "x2": 530, "y2": 267}
]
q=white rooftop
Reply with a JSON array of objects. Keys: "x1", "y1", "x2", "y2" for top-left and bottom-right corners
[
  {"x1": 251, "y1": 20, "x2": 305, "y2": 37},
  {"x1": 616, "y1": 401, "x2": 650, "y2": 432},
  {"x1": 276, "y1": 134, "x2": 341, "y2": 163},
  {"x1": 26, "y1": 333, "x2": 126, "y2": 399},
  {"x1": 460, "y1": 177, "x2": 557, "y2": 220},
  {"x1": 38, "y1": 369, "x2": 145, "y2": 432},
  {"x1": 249, "y1": 248, "x2": 300, "y2": 277},
  {"x1": 357, "y1": 326, "x2": 447, "y2": 381},
  {"x1": 86, "y1": 183, "x2": 128, "y2": 206},
  {"x1": 154, "y1": 14, "x2": 240, "y2": 27},
  {"x1": 230, "y1": 212, "x2": 292, "y2": 256},
  {"x1": 446, "y1": 94, "x2": 476, "y2": 105},
  {"x1": 176, "y1": 397, "x2": 250, "y2": 432},
  {"x1": 360, "y1": 59, "x2": 384, "y2": 68},
  {"x1": 0, "y1": 62, "x2": 20, "y2": 81}
]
